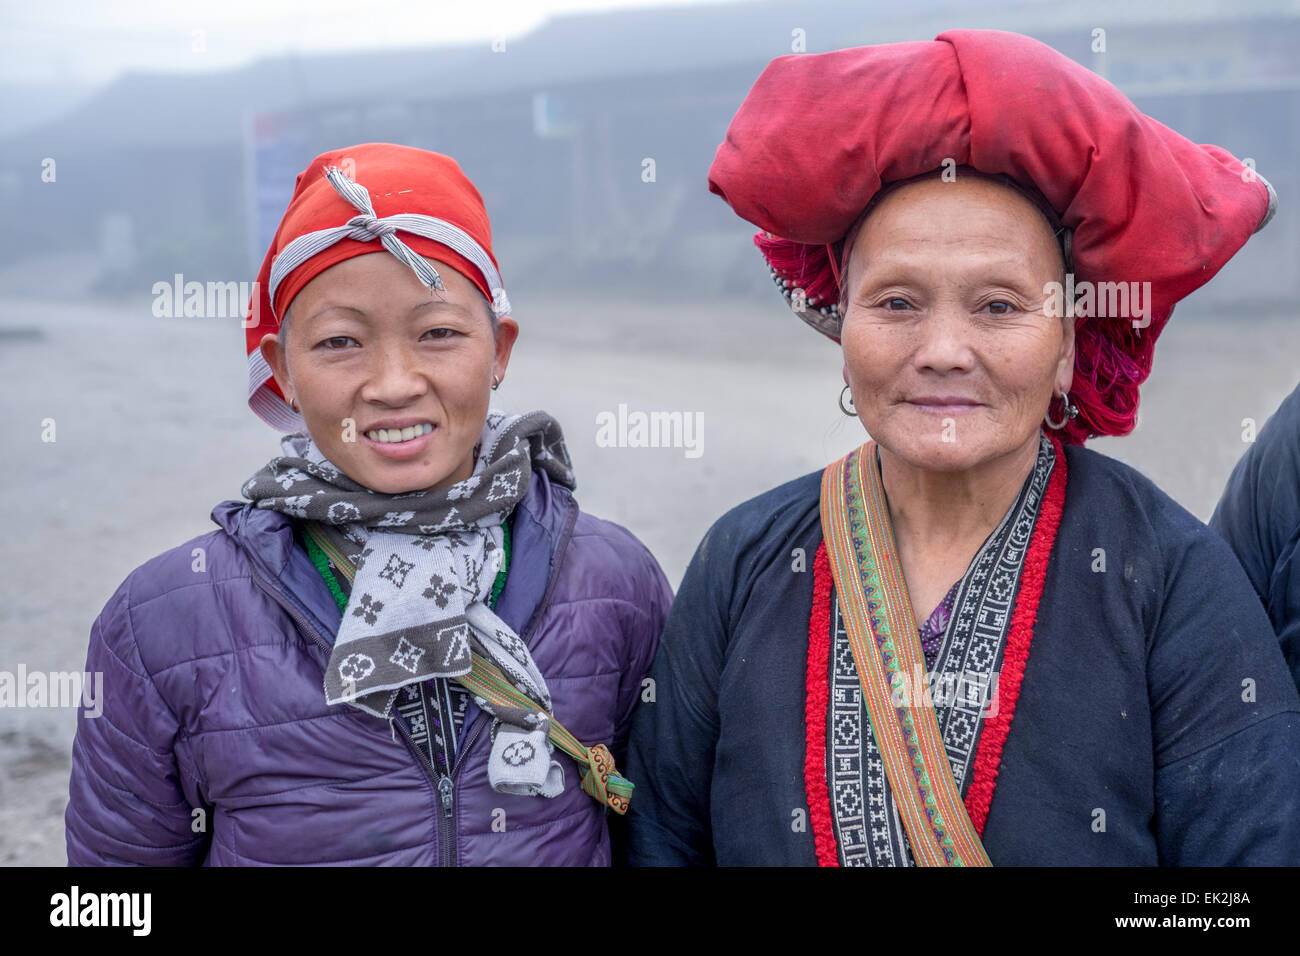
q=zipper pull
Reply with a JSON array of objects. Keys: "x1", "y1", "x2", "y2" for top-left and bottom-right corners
[{"x1": 438, "y1": 775, "x2": 454, "y2": 817}]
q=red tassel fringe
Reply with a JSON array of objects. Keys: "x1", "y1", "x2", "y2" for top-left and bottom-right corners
[
  {"x1": 804, "y1": 539, "x2": 839, "y2": 866},
  {"x1": 754, "y1": 231, "x2": 841, "y2": 309},
  {"x1": 962, "y1": 433, "x2": 1070, "y2": 834}
]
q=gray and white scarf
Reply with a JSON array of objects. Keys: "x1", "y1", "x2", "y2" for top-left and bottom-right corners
[{"x1": 241, "y1": 409, "x2": 577, "y2": 798}]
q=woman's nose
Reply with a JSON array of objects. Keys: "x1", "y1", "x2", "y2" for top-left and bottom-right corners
[
  {"x1": 362, "y1": 343, "x2": 430, "y2": 404},
  {"x1": 912, "y1": 303, "x2": 976, "y2": 373}
]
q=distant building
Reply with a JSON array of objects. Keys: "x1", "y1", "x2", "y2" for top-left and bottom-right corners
[{"x1": 3, "y1": 0, "x2": 1297, "y2": 309}]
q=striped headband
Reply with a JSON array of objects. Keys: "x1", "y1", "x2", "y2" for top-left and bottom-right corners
[{"x1": 269, "y1": 166, "x2": 511, "y2": 322}]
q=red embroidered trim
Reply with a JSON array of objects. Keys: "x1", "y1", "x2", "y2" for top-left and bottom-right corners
[
  {"x1": 963, "y1": 434, "x2": 1070, "y2": 835},
  {"x1": 804, "y1": 539, "x2": 838, "y2": 866}
]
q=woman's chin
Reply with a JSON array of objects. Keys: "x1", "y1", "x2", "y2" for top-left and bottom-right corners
[
  {"x1": 892, "y1": 446, "x2": 985, "y2": 474},
  {"x1": 874, "y1": 421, "x2": 1007, "y2": 474},
  {"x1": 336, "y1": 456, "x2": 457, "y2": 496}
]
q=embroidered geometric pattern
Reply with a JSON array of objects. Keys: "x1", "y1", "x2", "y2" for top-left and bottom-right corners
[
  {"x1": 827, "y1": 592, "x2": 914, "y2": 867},
  {"x1": 931, "y1": 435, "x2": 1054, "y2": 793},
  {"x1": 819, "y1": 435, "x2": 1055, "y2": 866},
  {"x1": 394, "y1": 678, "x2": 470, "y2": 773}
]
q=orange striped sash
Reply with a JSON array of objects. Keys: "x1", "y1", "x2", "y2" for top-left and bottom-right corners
[{"x1": 819, "y1": 442, "x2": 992, "y2": 867}]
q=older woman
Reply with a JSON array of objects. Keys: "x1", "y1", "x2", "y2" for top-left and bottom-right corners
[
  {"x1": 625, "y1": 31, "x2": 1300, "y2": 866},
  {"x1": 66, "y1": 143, "x2": 672, "y2": 866}
]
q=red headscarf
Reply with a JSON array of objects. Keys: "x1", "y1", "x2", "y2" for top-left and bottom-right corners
[
  {"x1": 707, "y1": 30, "x2": 1276, "y2": 443},
  {"x1": 244, "y1": 142, "x2": 508, "y2": 432}
]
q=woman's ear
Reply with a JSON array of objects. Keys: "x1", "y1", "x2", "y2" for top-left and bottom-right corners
[
  {"x1": 492, "y1": 317, "x2": 520, "y2": 385},
  {"x1": 1057, "y1": 314, "x2": 1076, "y2": 395},
  {"x1": 260, "y1": 332, "x2": 291, "y2": 404}
]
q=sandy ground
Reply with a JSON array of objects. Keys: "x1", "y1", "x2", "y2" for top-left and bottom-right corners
[{"x1": 3, "y1": 291, "x2": 1299, "y2": 866}]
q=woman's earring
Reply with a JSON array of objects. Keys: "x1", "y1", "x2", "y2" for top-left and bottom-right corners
[
  {"x1": 289, "y1": 396, "x2": 299, "y2": 412},
  {"x1": 491, "y1": 373, "x2": 501, "y2": 391},
  {"x1": 1044, "y1": 390, "x2": 1079, "y2": 429},
  {"x1": 839, "y1": 384, "x2": 856, "y2": 416}
]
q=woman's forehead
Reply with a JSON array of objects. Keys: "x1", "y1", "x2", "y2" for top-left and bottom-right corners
[
  {"x1": 290, "y1": 253, "x2": 479, "y2": 315},
  {"x1": 849, "y1": 177, "x2": 1063, "y2": 271},
  {"x1": 858, "y1": 241, "x2": 1049, "y2": 277},
  {"x1": 866, "y1": 175, "x2": 1054, "y2": 230}
]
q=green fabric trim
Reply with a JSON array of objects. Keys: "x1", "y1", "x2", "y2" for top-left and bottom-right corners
[
  {"x1": 490, "y1": 519, "x2": 512, "y2": 609},
  {"x1": 299, "y1": 517, "x2": 511, "y2": 616},
  {"x1": 301, "y1": 528, "x2": 348, "y2": 615}
]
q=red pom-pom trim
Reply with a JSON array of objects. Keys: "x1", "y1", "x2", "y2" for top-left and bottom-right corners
[
  {"x1": 804, "y1": 539, "x2": 839, "y2": 866},
  {"x1": 963, "y1": 433, "x2": 1070, "y2": 834},
  {"x1": 754, "y1": 231, "x2": 841, "y2": 310}
]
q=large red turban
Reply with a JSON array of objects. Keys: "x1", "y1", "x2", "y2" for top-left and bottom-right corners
[{"x1": 707, "y1": 30, "x2": 1276, "y2": 443}]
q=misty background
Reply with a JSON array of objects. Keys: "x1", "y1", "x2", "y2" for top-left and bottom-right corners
[{"x1": 2, "y1": 0, "x2": 1299, "y2": 866}]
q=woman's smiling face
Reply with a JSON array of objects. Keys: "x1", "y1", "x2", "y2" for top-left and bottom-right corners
[
  {"x1": 840, "y1": 174, "x2": 1075, "y2": 474},
  {"x1": 260, "y1": 251, "x2": 519, "y2": 495}
]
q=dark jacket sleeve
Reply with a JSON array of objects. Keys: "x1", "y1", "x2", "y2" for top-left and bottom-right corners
[
  {"x1": 1149, "y1": 526, "x2": 1300, "y2": 865},
  {"x1": 65, "y1": 575, "x2": 210, "y2": 866},
  {"x1": 623, "y1": 518, "x2": 738, "y2": 866},
  {"x1": 1210, "y1": 380, "x2": 1300, "y2": 689}
]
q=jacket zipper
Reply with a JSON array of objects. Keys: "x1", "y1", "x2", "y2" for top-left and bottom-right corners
[
  {"x1": 248, "y1": 560, "x2": 475, "y2": 864},
  {"x1": 438, "y1": 717, "x2": 488, "y2": 867}
]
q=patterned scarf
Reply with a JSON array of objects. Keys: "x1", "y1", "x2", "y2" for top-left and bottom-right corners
[{"x1": 241, "y1": 409, "x2": 577, "y2": 799}]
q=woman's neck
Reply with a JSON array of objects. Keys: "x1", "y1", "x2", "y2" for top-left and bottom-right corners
[{"x1": 877, "y1": 434, "x2": 1042, "y2": 552}]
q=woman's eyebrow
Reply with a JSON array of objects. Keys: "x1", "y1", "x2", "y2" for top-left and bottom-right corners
[
  {"x1": 409, "y1": 297, "x2": 472, "y2": 315},
  {"x1": 856, "y1": 258, "x2": 1047, "y2": 288},
  {"x1": 305, "y1": 303, "x2": 366, "y2": 324},
  {"x1": 306, "y1": 298, "x2": 470, "y2": 324}
]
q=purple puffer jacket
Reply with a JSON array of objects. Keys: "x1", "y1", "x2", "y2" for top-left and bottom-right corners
[{"x1": 65, "y1": 468, "x2": 672, "y2": 865}]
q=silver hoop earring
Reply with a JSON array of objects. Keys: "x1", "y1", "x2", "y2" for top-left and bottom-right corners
[
  {"x1": 839, "y1": 385, "x2": 856, "y2": 416},
  {"x1": 289, "y1": 396, "x2": 299, "y2": 412},
  {"x1": 1044, "y1": 391, "x2": 1078, "y2": 429},
  {"x1": 491, "y1": 373, "x2": 501, "y2": 391}
]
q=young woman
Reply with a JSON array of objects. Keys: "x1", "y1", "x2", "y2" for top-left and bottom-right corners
[{"x1": 66, "y1": 142, "x2": 672, "y2": 866}]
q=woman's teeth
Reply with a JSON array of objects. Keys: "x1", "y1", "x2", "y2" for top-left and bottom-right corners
[{"x1": 367, "y1": 423, "x2": 433, "y2": 444}]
